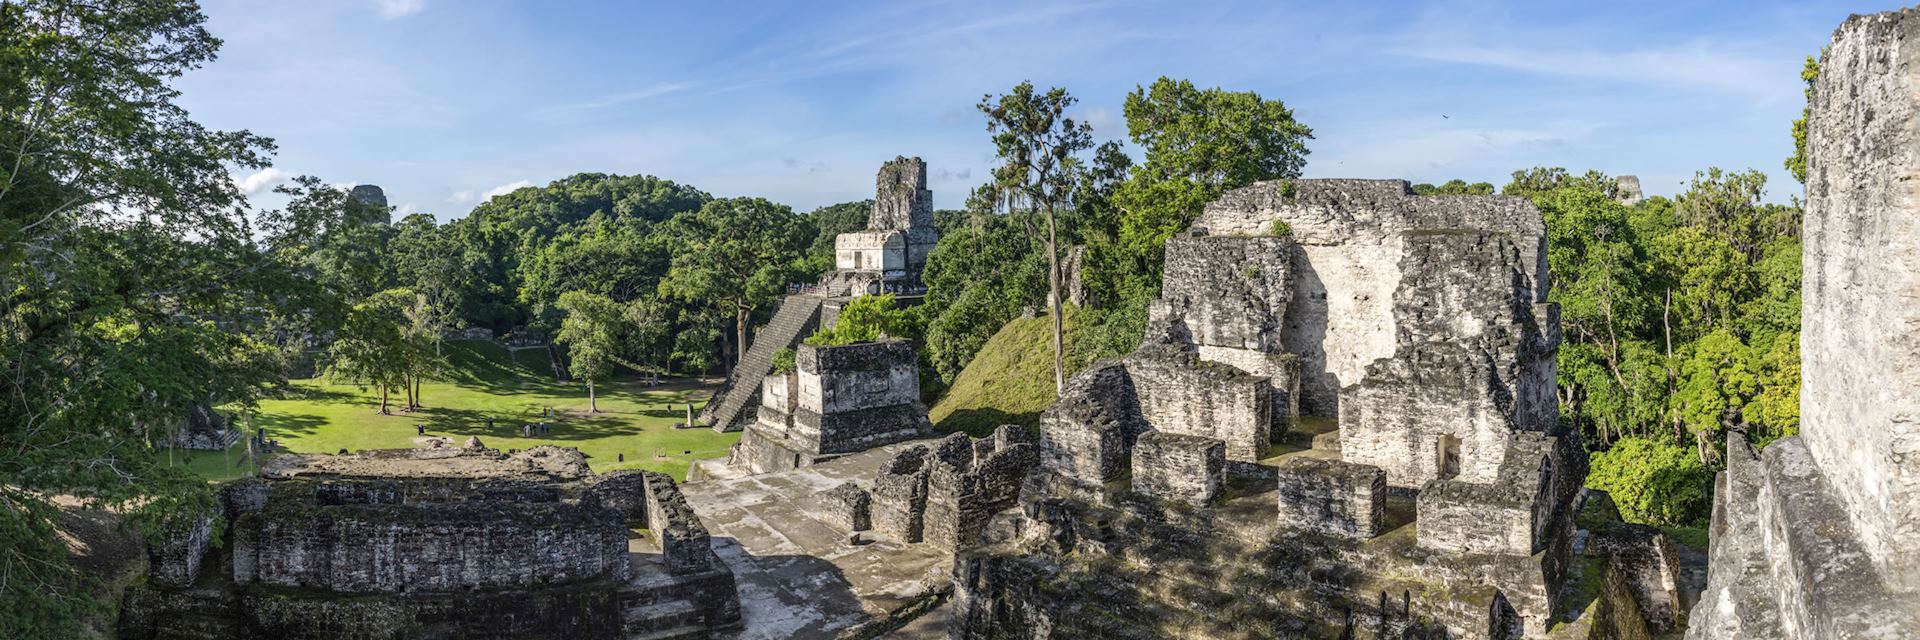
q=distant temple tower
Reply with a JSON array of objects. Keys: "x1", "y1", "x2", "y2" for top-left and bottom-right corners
[
  {"x1": 822, "y1": 157, "x2": 939, "y2": 297},
  {"x1": 698, "y1": 157, "x2": 942, "y2": 433},
  {"x1": 349, "y1": 184, "x2": 390, "y2": 225}
]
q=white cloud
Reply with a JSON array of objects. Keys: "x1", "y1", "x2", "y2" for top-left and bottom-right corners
[
  {"x1": 394, "y1": 202, "x2": 420, "y2": 218},
  {"x1": 541, "y1": 82, "x2": 693, "y2": 114},
  {"x1": 1392, "y1": 36, "x2": 1788, "y2": 101},
  {"x1": 1079, "y1": 106, "x2": 1117, "y2": 133},
  {"x1": 447, "y1": 190, "x2": 475, "y2": 205},
  {"x1": 234, "y1": 168, "x2": 290, "y2": 195},
  {"x1": 483, "y1": 180, "x2": 533, "y2": 200},
  {"x1": 375, "y1": 0, "x2": 424, "y2": 19}
]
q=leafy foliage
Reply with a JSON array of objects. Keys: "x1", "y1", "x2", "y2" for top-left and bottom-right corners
[
  {"x1": 658, "y1": 197, "x2": 814, "y2": 368},
  {"x1": 1587, "y1": 437, "x2": 1714, "y2": 528},
  {"x1": 805, "y1": 294, "x2": 920, "y2": 346}
]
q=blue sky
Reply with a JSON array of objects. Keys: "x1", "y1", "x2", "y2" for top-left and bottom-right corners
[{"x1": 181, "y1": 0, "x2": 1888, "y2": 221}]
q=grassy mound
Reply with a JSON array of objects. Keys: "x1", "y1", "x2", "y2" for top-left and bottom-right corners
[{"x1": 930, "y1": 307, "x2": 1088, "y2": 437}]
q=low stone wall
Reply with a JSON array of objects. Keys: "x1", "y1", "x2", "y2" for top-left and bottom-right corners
[
  {"x1": 821, "y1": 482, "x2": 871, "y2": 533},
  {"x1": 1130, "y1": 431, "x2": 1225, "y2": 507},
  {"x1": 871, "y1": 445, "x2": 932, "y2": 542},
  {"x1": 639, "y1": 470, "x2": 713, "y2": 574},
  {"x1": 1273, "y1": 457, "x2": 1385, "y2": 539},
  {"x1": 232, "y1": 494, "x2": 629, "y2": 592},
  {"x1": 1415, "y1": 479, "x2": 1535, "y2": 556},
  {"x1": 1125, "y1": 346, "x2": 1271, "y2": 462}
]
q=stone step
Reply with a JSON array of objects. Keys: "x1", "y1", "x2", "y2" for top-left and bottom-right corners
[
  {"x1": 625, "y1": 598, "x2": 702, "y2": 633},
  {"x1": 626, "y1": 624, "x2": 711, "y2": 640},
  {"x1": 700, "y1": 295, "x2": 823, "y2": 432}
]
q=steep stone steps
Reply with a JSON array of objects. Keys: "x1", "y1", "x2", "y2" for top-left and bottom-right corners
[{"x1": 699, "y1": 294, "x2": 823, "y2": 432}]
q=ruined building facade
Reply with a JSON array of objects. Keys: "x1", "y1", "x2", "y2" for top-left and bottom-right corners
[
  {"x1": 724, "y1": 338, "x2": 932, "y2": 475},
  {"x1": 699, "y1": 157, "x2": 941, "y2": 433},
  {"x1": 950, "y1": 179, "x2": 1670, "y2": 639},
  {"x1": 120, "y1": 445, "x2": 740, "y2": 640},
  {"x1": 1686, "y1": 9, "x2": 1920, "y2": 638}
]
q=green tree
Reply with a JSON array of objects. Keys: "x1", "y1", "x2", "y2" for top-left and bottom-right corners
[
  {"x1": 1081, "y1": 78, "x2": 1312, "y2": 361},
  {"x1": 0, "y1": 2, "x2": 292, "y2": 633},
  {"x1": 1412, "y1": 179, "x2": 1495, "y2": 195},
  {"x1": 979, "y1": 81, "x2": 1094, "y2": 393},
  {"x1": 1587, "y1": 436, "x2": 1713, "y2": 528},
  {"x1": 659, "y1": 197, "x2": 813, "y2": 368},
  {"x1": 555, "y1": 291, "x2": 625, "y2": 412},
  {"x1": 806, "y1": 293, "x2": 920, "y2": 346},
  {"x1": 1786, "y1": 52, "x2": 1821, "y2": 185},
  {"x1": 327, "y1": 290, "x2": 417, "y2": 414}
]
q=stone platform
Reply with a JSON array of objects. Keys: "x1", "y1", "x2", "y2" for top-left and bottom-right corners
[{"x1": 681, "y1": 440, "x2": 954, "y2": 639}]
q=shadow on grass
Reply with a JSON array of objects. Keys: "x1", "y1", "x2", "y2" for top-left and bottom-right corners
[
  {"x1": 255, "y1": 412, "x2": 328, "y2": 439},
  {"x1": 935, "y1": 407, "x2": 1038, "y2": 439},
  {"x1": 417, "y1": 406, "x2": 647, "y2": 442}
]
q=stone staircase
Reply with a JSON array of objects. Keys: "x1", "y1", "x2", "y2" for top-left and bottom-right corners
[{"x1": 699, "y1": 294, "x2": 823, "y2": 432}]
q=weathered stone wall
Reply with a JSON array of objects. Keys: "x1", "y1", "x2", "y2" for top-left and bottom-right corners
[
  {"x1": 1129, "y1": 431, "x2": 1225, "y2": 507},
  {"x1": 1800, "y1": 7, "x2": 1920, "y2": 590},
  {"x1": 146, "y1": 510, "x2": 217, "y2": 588},
  {"x1": 1125, "y1": 346, "x2": 1271, "y2": 462},
  {"x1": 1039, "y1": 361, "x2": 1148, "y2": 485},
  {"x1": 1338, "y1": 231, "x2": 1560, "y2": 488},
  {"x1": 1192, "y1": 179, "x2": 1548, "y2": 417},
  {"x1": 231, "y1": 487, "x2": 629, "y2": 592},
  {"x1": 871, "y1": 445, "x2": 932, "y2": 542},
  {"x1": 1150, "y1": 234, "x2": 1302, "y2": 432},
  {"x1": 1272, "y1": 457, "x2": 1385, "y2": 539},
  {"x1": 821, "y1": 481, "x2": 871, "y2": 533},
  {"x1": 789, "y1": 340, "x2": 929, "y2": 455}
]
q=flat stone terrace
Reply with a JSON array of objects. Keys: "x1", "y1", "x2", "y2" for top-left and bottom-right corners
[{"x1": 682, "y1": 441, "x2": 953, "y2": 639}]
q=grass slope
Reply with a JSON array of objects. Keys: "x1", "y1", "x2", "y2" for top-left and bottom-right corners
[
  {"x1": 171, "y1": 340, "x2": 735, "y2": 481},
  {"x1": 930, "y1": 307, "x2": 1087, "y2": 437}
]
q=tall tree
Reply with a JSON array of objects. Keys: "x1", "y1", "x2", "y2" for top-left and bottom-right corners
[
  {"x1": 0, "y1": 1, "x2": 283, "y2": 634},
  {"x1": 555, "y1": 291, "x2": 624, "y2": 412},
  {"x1": 327, "y1": 290, "x2": 415, "y2": 414},
  {"x1": 658, "y1": 197, "x2": 812, "y2": 368},
  {"x1": 979, "y1": 81, "x2": 1093, "y2": 393}
]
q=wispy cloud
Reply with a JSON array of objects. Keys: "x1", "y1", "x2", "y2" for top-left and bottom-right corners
[
  {"x1": 233, "y1": 168, "x2": 290, "y2": 195},
  {"x1": 1393, "y1": 38, "x2": 1788, "y2": 100},
  {"x1": 484, "y1": 180, "x2": 533, "y2": 200},
  {"x1": 541, "y1": 82, "x2": 693, "y2": 113},
  {"x1": 375, "y1": 0, "x2": 424, "y2": 19},
  {"x1": 447, "y1": 190, "x2": 475, "y2": 205}
]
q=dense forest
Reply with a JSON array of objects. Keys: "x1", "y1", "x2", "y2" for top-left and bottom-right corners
[{"x1": 0, "y1": 0, "x2": 1812, "y2": 635}]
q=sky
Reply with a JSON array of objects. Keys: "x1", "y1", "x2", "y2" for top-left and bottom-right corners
[{"x1": 177, "y1": 0, "x2": 1891, "y2": 222}]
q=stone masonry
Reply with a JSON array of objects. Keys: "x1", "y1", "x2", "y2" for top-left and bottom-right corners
[
  {"x1": 119, "y1": 445, "x2": 741, "y2": 640},
  {"x1": 1131, "y1": 431, "x2": 1226, "y2": 507},
  {"x1": 1687, "y1": 8, "x2": 1920, "y2": 638},
  {"x1": 732, "y1": 338, "x2": 930, "y2": 474}
]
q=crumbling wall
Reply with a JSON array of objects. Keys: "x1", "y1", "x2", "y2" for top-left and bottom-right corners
[
  {"x1": 1125, "y1": 346, "x2": 1271, "y2": 462},
  {"x1": 1150, "y1": 234, "x2": 1301, "y2": 432},
  {"x1": 790, "y1": 339, "x2": 929, "y2": 455},
  {"x1": 1130, "y1": 431, "x2": 1225, "y2": 507},
  {"x1": 1338, "y1": 231, "x2": 1560, "y2": 488},
  {"x1": 1192, "y1": 179, "x2": 1548, "y2": 417},
  {"x1": 871, "y1": 445, "x2": 933, "y2": 542},
  {"x1": 1038, "y1": 362, "x2": 1147, "y2": 485},
  {"x1": 1272, "y1": 457, "x2": 1385, "y2": 539},
  {"x1": 821, "y1": 482, "x2": 871, "y2": 533}
]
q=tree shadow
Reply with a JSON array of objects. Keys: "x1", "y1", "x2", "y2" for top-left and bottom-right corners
[
  {"x1": 254, "y1": 412, "x2": 328, "y2": 439},
  {"x1": 935, "y1": 407, "x2": 1037, "y2": 439}
]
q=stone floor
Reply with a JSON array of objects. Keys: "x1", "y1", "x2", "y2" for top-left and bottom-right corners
[{"x1": 682, "y1": 441, "x2": 954, "y2": 640}]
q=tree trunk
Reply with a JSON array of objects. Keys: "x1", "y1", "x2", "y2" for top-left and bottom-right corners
[
  {"x1": 1046, "y1": 202, "x2": 1065, "y2": 394},
  {"x1": 413, "y1": 376, "x2": 422, "y2": 409},
  {"x1": 589, "y1": 379, "x2": 598, "y2": 413},
  {"x1": 379, "y1": 385, "x2": 390, "y2": 415},
  {"x1": 736, "y1": 306, "x2": 750, "y2": 368}
]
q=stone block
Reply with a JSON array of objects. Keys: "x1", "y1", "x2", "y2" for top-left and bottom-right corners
[
  {"x1": 1273, "y1": 457, "x2": 1385, "y2": 539},
  {"x1": 821, "y1": 482, "x2": 871, "y2": 533},
  {"x1": 1130, "y1": 432, "x2": 1225, "y2": 507},
  {"x1": 1125, "y1": 346, "x2": 1272, "y2": 462},
  {"x1": 1039, "y1": 362, "x2": 1147, "y2": 485}
]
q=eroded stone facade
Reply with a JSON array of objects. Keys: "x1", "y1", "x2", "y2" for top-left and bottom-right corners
[
  {"x1": 119, "y1": 445, "x2": 740, "y2": 640},
  {"x1": 733, "y1": 338, "x2": 931, "y2": 474}
]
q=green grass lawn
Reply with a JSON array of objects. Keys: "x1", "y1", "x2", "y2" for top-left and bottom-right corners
[{"x1": 168, "y1": 340, "x2": 735, "y2": 482}]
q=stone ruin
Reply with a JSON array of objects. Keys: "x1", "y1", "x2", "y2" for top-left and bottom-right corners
[
  {"x1": 819, "y1": 156, "x2": 940, "y2": 300},
  {"x1": 947, "y1": 179, "x2": 1675, "y2": 639},
  {"x1": 120, "y1": 444, "x2": 740, "y2": 640},
  {"x1": 1687, "y1": 9, "x2": 1920, "y2": 638},
  {"x1": 164, "y1": 403, "x2": 244, "y2": 450},
  {"x1": 699, "y1": 157, "x2": 942, "y2": 433},
  {"x1": 349, "y1": 184, "x2": 390, "y2": 225},
  {"x1": 724, "y1": 337, "x2": 931, "y2": 474}
]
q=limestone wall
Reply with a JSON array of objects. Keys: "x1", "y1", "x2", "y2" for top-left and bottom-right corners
[
  {"x1": 1192, "y1": 179, "x2": 1547, "y2": 416},
  {"x1": 232, "y1": 493, "x2": 629, "y2": 592},
  {"x1": 1130, "y1": 432, "x2": 1225, "y2": 507},
  {"x1": 1039, "y1": 362, "x2": 1148, "y2": 485},
  {"x1": 1272, "y1": 457, "x2": 1385, "y2": 539},
  {"x1": 1125, "y1": 347, "x2": 1271, "y2": 462},
  {"x1": 1801, "y1": 7, "x2": 1920, "y2": 589}
]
